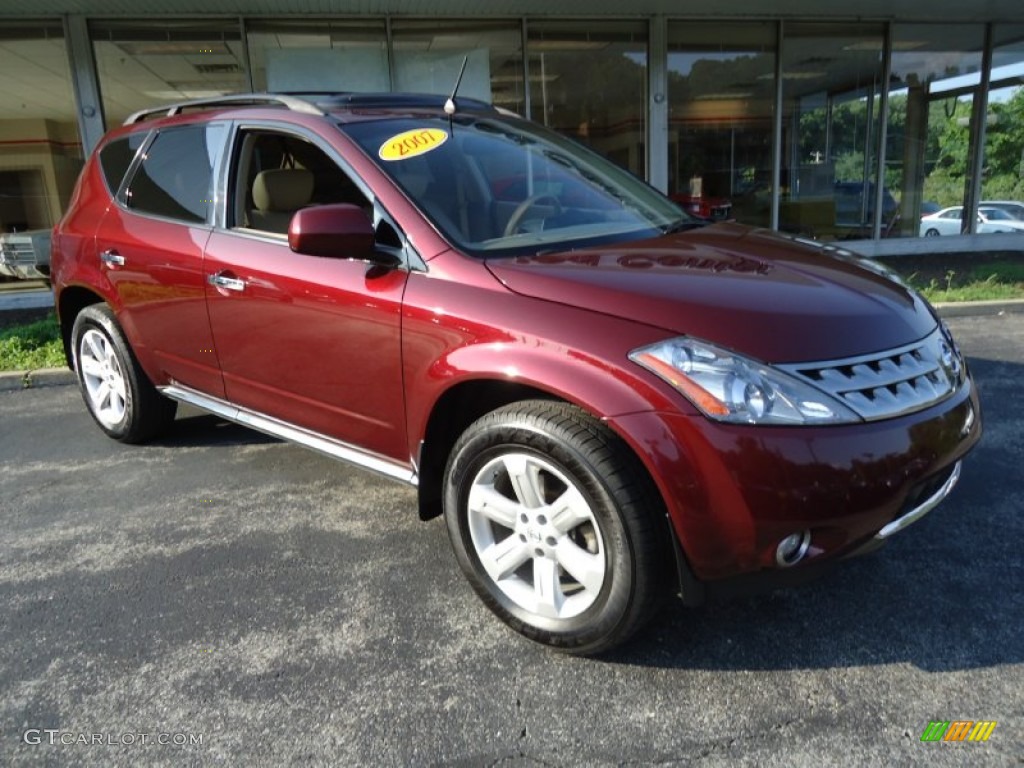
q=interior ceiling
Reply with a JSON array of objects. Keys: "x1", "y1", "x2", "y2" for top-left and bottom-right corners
[
  {"x1": 0, "y1": 38, "x2": 77, "y2": 123},
  {"x1": 2, "y1": 0, "x2": 1024, "y2": 20}
]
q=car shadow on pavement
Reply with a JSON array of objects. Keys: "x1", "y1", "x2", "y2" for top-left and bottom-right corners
[
  {"x1": 605, "y1": 355, "x2": 1021, "y2": 674},
  {"x1": 155, "y1": 412, "x2": 282, "y2": 449}
]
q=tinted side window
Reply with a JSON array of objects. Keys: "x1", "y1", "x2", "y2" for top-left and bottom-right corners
[
  {"x1": 126, "y1": 124, "x2": 224, "y2": 224},
  {"x1": 99, "y1": 133, "x2": 147, "y2": 195}
]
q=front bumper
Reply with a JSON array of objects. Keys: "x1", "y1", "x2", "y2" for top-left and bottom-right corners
[
  {"x1": 608, "y1": 376, "x2": 981, "y2": 585},
  {"x1": 874, "y1": 459, "x2": 961, "y2": 540}
]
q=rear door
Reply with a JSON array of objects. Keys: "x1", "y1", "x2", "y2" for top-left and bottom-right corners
[
  {"x1": 203, "y1": 122, "x2": 410, "y2": 463},
  {"x1": 96, "y1": 123, "x2": 228, "y2": 397}
]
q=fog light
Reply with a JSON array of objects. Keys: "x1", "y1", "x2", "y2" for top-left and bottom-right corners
[{"x1": 776, "y1": 530, "x2": 811, "y2": 567}]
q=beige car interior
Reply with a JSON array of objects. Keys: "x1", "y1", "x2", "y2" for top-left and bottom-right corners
[{"x1": 235, "y1": 131, "x2": 371, "y2": 236}]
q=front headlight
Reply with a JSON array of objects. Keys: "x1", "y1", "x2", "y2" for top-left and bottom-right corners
[{"x1": 629, "y1": 337, "x2": 861, "y2": 425}]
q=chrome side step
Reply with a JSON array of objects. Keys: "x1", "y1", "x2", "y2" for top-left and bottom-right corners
[{"x1": 160, "y1": 384, "x2": 417, "y2": 486}]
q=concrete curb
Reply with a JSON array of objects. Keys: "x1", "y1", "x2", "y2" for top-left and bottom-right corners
[
  {"x1": 0, "y1": 367, "x2": 75, "y2": 392},
  {"x1": 932, "y1": 298, "x2": 1024, "y2": 317},
  {"x1": 1, "y1": 300, "x2": 1022, "y2": 394}
]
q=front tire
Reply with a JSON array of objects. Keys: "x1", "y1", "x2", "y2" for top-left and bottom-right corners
[
  {"x1": 443, "y1": 400, "x2": 669, "y2": 654},
  {"x1": 72, "y1": 304, "x2": 176, "y2": 443}
]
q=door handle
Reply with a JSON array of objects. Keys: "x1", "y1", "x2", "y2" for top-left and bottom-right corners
[
  {"x1": 207, "y1": 272, "x2": 246, "y2": 292},
  {"x1": 100, "y1": 249, "x2": 125, "y2": 267}
]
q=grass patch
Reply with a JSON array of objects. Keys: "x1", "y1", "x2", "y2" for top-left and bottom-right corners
[
  {"x1": 0, "y1": 314, "x2": 65, "y2": 371},
  {"x1": 904, "y1": 259, "x2": 1024, "y2": 303},
  {"x1": 967, "y1": 260, "x2": 1024, "y2": 284}
]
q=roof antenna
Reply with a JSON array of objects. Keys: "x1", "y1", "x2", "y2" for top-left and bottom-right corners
[{"x1": 444, "y1": 55, "x2": 469, "y2": 118}]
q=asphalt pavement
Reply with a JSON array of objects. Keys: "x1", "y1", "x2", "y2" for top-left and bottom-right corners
[{"x1": 0, "y1": 313, "x2": 1021, "y2": 766}]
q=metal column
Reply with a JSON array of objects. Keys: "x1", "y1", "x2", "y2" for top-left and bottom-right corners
[
  {"x1": 63, "y1": 15, "x2": 105, "y2": 155},
  {"x1": 647, "y1": 16, "x2": 669, "y2": 192}
]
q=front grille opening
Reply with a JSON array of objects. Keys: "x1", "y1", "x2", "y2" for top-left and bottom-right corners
[{"x1": 781, "y1": 328, "x2": 960, "y2": 421}]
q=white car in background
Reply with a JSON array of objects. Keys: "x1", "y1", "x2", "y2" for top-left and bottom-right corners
[
  {"x1": 920, "y1": 206, "x2": 1024, "y2": 236},
  {"x1": 980, "y1": 200, "x2": 1024, "y2": 220}
]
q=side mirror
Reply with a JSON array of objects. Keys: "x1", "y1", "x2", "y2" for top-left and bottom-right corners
[{"x1": 288, "y1": 204, "x2": 393, "y2": 264}]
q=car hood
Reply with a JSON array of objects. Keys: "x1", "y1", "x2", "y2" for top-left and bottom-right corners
[{"x1": 485, "y1": 223, "x2": 937, "y2": 363}]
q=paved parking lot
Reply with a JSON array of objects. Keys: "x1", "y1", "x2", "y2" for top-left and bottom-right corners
[{"x1": 1, "y1": 313, "x2": 1021, "y2": 766}]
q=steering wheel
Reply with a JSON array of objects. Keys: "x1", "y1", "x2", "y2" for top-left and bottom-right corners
[{"x1": 503, "y1": 194, "x2": 563, "y2": 237}]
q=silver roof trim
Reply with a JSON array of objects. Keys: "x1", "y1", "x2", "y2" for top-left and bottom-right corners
[{"x1": 123, "y1": 93, "x2": 323, "y2": 125}]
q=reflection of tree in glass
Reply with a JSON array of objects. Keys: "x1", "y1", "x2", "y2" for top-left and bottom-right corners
[
  {"x1": 668, "y1": 54, "x2": 775, "y2": 104},
  {"x1": 981, "y1": 87, "x2": 1024, "y2": 203},
  {"x1": 531, "y1": 47, "x2": 646, "y2": 173}
]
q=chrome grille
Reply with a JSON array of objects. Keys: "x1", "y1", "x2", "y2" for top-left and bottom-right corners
[
  {"x1": 0, "y1": 239, "x2": 35, "y2": 266},
  {"x1": 0, "y1": 231, "x2": 51, "y2": 279},
  {"x1": 780, "y1": 328, "x2": 963, "y2": 421}
]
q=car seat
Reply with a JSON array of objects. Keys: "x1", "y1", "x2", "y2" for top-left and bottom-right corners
[{"x1": 249, "y1": 168, "x2": 314, "y2": 234}]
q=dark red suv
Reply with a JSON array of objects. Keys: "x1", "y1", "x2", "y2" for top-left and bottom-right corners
[{"x1": 51, "y1": 93, "x2": 981, "y2": 654}]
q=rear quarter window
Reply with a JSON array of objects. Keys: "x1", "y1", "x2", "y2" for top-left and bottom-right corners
[
  {"x1": 98, "y1": 133, "x2": 148, "y2": 196},
  {"x1": 124, "y1": 124, "x2": 225, "y2": 224}
]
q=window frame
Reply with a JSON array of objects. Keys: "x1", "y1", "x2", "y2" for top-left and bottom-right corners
[
  {"x1": 225, "y1": 125, "x2": 374, "y2": 236},
  {"x1": 98, "y1": 132, "x2": 149, "y2": 199},
  {"x1": 214, "y1": 119, "x2": 422, "y2": 270},
  {"x1": 116, "y1": 122, "x2": 229, "y2": 227}
]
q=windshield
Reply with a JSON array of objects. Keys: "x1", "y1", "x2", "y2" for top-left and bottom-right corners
[{"x1": 341, "y1": 114, "x2": 690, "y2": 257}]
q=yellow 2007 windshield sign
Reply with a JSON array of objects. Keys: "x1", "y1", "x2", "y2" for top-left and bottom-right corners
[{"x1": 379, "y1": 128, "x2": 449, "y2": 161}]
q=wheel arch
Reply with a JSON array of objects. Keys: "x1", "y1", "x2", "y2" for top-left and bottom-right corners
[
  {"x1": 57, "y1": 285, "x2": 107, "y2": 369},
  {"x1": 415, "y1": 371, "x2": 674, "y2": 523},
  {"x1": 410, "y1": 334, "x2": 683, "y2": 523},
  {"x1": 416, "y1": 379, "x2": 558, "y2": 521}
]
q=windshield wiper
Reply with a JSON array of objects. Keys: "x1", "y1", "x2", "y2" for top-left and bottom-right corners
[{"x1": 662, "y1": 218, "x2": 709, "y2": 235}]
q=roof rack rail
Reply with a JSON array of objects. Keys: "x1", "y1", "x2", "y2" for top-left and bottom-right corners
[{"x1": 123, "y1": 93, "x2": 323, "y2": 125}]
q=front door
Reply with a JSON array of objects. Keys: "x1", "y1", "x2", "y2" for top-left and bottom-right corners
[{"x1": 204, "y1": 126, "x2": 409, "y2": 462}]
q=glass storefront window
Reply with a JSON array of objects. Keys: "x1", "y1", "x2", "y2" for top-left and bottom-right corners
[
  {"x1": 391, "y1": 21, "x2": 524, "y2": 114},
  {"x1": 779, "y1": 23, "x2": 887, "y2": 240},
  {"x1": 667, "y1": 21, "x2": 776, "y2": 226},
  {"x1": 885, "y1": 24, "x2": 985, "y2": 237},
  {"x1": 3, "y1": 13, "x2": 1013, "y2": 249},
  {"x1": 246, "y1": 20, "x2": 388, "y2": 94},
  {"x1": 90, "y1": 20, "x2": 247, "y2": 127},
  {"x1": 0, "y1": 22, "x2": 82, "y2": 237},
  {"x1": 526, "y1": 21, "x2": 647, "y2": 178},
  {"x1": 980, "y1": 26, "x2": 1024, "y2": 225}
]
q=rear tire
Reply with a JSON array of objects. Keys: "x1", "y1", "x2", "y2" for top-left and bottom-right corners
[
  {"x1": 443, "y1": 400, "x2": 669, "y2": 654},
  {"x1": 924, "y1": 228, "x2": 940, "y2": 237},
  {"x1": 72, "y1": 304, "x2": 176, "y2": 443}
]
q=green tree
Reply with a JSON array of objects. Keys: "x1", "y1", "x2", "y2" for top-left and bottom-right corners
[
  {"x1": 985, "y1": 87, "x2": 1024, "y2": 176},
  {"x1": 982, "y1": 86, "x2": 1024, "y2": 201},
  {"x1": 919, "y1": 88, "x2": 1024, "y2": 207}
]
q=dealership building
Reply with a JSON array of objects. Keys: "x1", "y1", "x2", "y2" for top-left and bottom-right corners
[{"x1": 2, "y1": 1, "x2": 1023, "y2": 250}]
